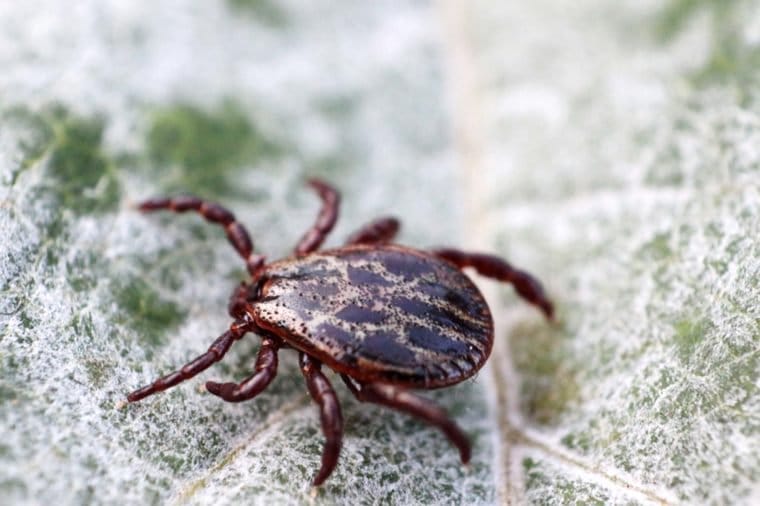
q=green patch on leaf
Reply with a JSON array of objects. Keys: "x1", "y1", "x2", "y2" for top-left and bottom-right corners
[
  {"x1": 159, "y1": 452, "x2": 187, "y2": 474},
  {"x1": 655, "y1": 0, "x2": 728, "y2": 41},
  {"x1": 672, "y1": 317, "x2": 710, "y2": 362},
  {"x1": 44, "y1": 107, "x2": 121, "y2": 215},
  {"x1": 83, "y1": 358, "x2": 113, "y2": 388},
  {"x1": 2, "y1": 105, "x2": 121, "y2": 221},
  {"x1": 638, "y1": 232, "x2": 674, "y2": 261},
  {"x1": 0, "y1": 384, "x2": 20, "y2": 405},
  {"x1": 692, "y1": 37, "x2": 760, "y2": 92},
  {"x1": 2, "y1": 107, "x2": 55, "y2": 179},
  {"x1": 560, "y1": 431, "x2": 595, "y2": 453},
  {"x1": 510, "y1": 319, "x2": 579, "y2": 426},
  {"x1": 146, "y1": 101, "x2": 282, "y2": 198},
  {"x1": 315, "y1": 94, "x2": 359, "y2": 120},
  {"x1": 227, "y1": 0, "x2": 287, "y2": 26},
  {"x1": 0, "y1": 479, "x2": 27, "y2": 496},
  {"x1": 654, "y1": 0, "x2": 760, "y2": 92},
  {"x1": 115, "y1": 278, "x2": 186, "y2": 348},
  {"x1": 66, "y1": 250, "x2": 100, "y2": 293}
]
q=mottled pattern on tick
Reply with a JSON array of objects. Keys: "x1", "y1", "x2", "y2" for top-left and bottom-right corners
[{"x1": 253, "y1": 245, "x2": 493, "y2": 388}]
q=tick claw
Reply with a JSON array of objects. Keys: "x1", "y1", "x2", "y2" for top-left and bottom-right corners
[
  {"x1": 542, "y1": 301, "x2": 555, "y2": 320},
  {"x1": 205, "y1": 381, "x2": 226, "y2": 396},
  {"x1": 206, "y1": 380, "x2": 243, "y2": 400}
]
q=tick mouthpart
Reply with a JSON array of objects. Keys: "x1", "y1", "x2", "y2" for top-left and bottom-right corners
[{"x1": 255, "y1": 295, "x2": 278, "y2": 303}]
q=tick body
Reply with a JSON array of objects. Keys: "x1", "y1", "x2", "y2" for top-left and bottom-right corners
[
  {"x1": 126, "y1": 180, "x2": 553, "y2": 486},
  {"x1": 255, "y1": 245, "x2": 493, "y2": 388}
]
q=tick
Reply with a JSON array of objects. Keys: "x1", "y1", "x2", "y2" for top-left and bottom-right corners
[{"x1": 126, "y1": 179, "x2": 553, "y2": 486}]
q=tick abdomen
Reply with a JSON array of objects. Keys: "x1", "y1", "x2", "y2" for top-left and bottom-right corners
[{"x1": 253, "y1": 245, "x2": 494, "y2": 387}]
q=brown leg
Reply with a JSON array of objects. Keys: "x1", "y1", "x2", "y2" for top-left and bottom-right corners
[
  {"x1": 205, "y1": 336, "x2": 280, "y2": 402},
  {"x1": 294, "y1": 179, "x2": 340, "y2": 256},
  {"x1": 300, "y1": 354, "x2": 343, "y2": 486},
  {"x1": 345, "y1": 217, "x2": 400, "y2": 245},
  {"x1": 341, "y1": 375, "x2": 471, "y2": 464},
  {"x1": 127, "y1": 320, "x2": 250, "y2": 403},
  {"x1": 432, "y1": 248, "x2": 554, "y2": 319},
  {"x1": 138, "y1": 196, "x2": 265, "y2": 277}
]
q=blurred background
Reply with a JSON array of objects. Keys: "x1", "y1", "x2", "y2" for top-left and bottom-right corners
[{"x1": 1, "y1": 1, "x2": 758, "y2": 504}]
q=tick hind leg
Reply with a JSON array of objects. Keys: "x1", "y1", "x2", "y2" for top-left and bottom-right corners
[
  {"x1": 346, "y1": 216, "x2": 400, "y2": 245},
  {"x1": 341, "y1": 376, "x2": 471, "y2": 465},
  {"x1": 432, "y1": 248, "x2": 554, "y2": 319},
  {"x1": 300, "y1": 354, "x2": 344, "y2": 487},
  {"x1": 138, "y1": 196, "x2": 263, "y2": 276},
  {"x1": 294, "y1": 179, "x2": 340, "y2": 256},
  {"x1": 205, "y1": 336, "x2": 280, "y2": 402},
  {"x1": 127, "y1": 320, "x2": 251, "y2": 403}
]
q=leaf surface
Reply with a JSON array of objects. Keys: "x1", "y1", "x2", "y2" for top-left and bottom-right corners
[{"x1": 1, "y1": 1, "x2": 758, "y2": 505}]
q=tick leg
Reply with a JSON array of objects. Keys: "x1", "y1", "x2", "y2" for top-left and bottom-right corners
[
  {"x1": 127, "y1": 321, "x2": 250, "y2": 403},
  {"x1": 300, "y1": 354, "x2": 343, "y2": 486},
  {"x1": 345, "y1": 216, "x2": 400, "y2": 245},
  {"x1": 294, "y1": 179, "x2": 340, "y2": 256},
  {"x1": 205, "y1": 336, "x2": 280, "y2": 402},
  {"x1": 341, "y1": 376, "x2": 471, "y2": 464},
  {"x1": 138, "y1": 196, "x2": 264, "y2": 277},
  {"x1": 432, "y1": 248, "x2": 554, "y2": 319}
]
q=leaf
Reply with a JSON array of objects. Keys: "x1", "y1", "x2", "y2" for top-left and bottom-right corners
[
  {"x1": 447, "y1": 0, "x2": 759, "y2": 504},
  {"x1": 1, "y1": 1, "x2": 758, "y2": 505}
]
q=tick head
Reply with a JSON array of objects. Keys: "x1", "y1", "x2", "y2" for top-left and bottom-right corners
[{"x1": 228, "y1": 258, "x2": 277, "y2": 323}]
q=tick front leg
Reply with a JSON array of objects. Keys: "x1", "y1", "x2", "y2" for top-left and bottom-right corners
[
  {"x1": 138, "y1": 196, "x2": 264, "y2": 277},
  {"x1": 127, "y1": 321, "x2": 250, "y2": 403},
  {"x1": 205, "y1": 336, "x2": 280, "y2": 402},
  {"x1": 294, "y1": 179, "x2": 340, "y2": 256},
  {"x1": 345, "y1": 217, "x2": 400, "y2": 245},
  {"x1": 342, "y1": 376, "x2": 471, "y2": 464},
  {"x1": 432, "y1": 248, "x2": 554, "y2": 319},
  {"x1": 300, "y1": 354, "x2": 344, "y2": 487}
]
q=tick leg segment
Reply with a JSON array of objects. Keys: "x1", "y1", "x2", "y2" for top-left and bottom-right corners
[
  {"x1": 127, "y1": 321, "x2": 250, "y2": 403},
  {"x1": 300, "y1": 354, "x2": 344, "y2": 486},
  {"x1": 341, "y1": 376, "x2": 471, "y2": 464},
  {"x1": 345, "y1": 216, "x2": 400, "y2": 245},
  {"x1": 432, "y1": 248, "x2": 554, "y2": 319},
  {"x1": 294, "y1": 179, "x2": 340, "y2": 256},
  {"x1": 205, "y1": 336, "x2": 280, "y2": 402},
  {"x1": 138, "y1": 196, "x2": 264, "y2": 277}
]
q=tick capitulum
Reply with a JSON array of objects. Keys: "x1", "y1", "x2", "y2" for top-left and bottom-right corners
[{"x1": 126, "y1": 179, "x2": 553, "y2": 486}]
